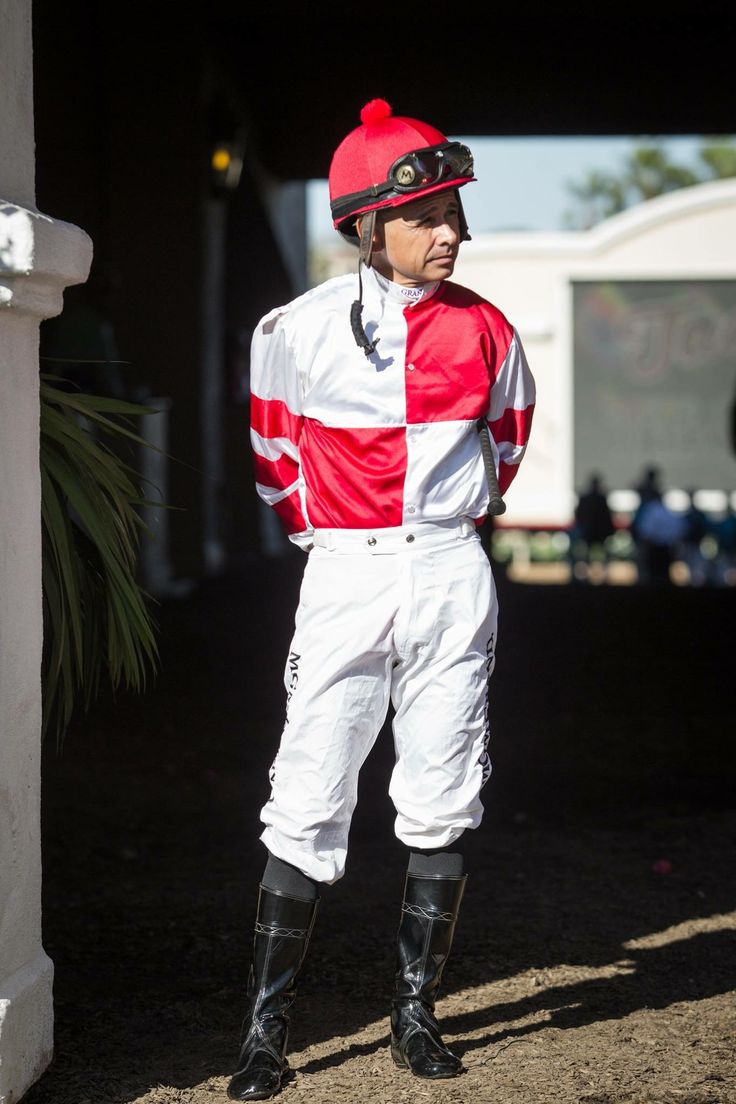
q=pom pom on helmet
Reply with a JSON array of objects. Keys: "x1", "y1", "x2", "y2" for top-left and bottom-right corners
[{"x1": 360, "y1": 98, "x2": 393, "y2": 126}]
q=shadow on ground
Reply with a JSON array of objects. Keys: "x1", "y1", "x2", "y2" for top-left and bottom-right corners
[{"x1": 25, "y1": 558, "x2": 736, "y2": 1103}]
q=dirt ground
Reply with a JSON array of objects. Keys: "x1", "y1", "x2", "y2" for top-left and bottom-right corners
[{"x1": 26, "y1": 554, "x2": 736, "y2": 1104}]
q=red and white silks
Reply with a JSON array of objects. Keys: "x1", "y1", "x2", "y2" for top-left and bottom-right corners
[{"x1": 249, "y1": 264, "x2": 536, "y2": 548}]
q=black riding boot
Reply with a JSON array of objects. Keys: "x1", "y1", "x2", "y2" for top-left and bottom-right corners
[
  {"x1": 390, "y1": 872, "x2": 467, "y2": 1079},
  {"x1": 227, "y1": 885, "x2": 319, "y2": 1101}
]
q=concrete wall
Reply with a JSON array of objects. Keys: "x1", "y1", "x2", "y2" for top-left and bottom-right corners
[
  {"x1": 0, "y1": 2, "x2": 92, "y2": 1100},
  {"x1": 453, "y1": 179, "x2": 736, "y2": 528}
]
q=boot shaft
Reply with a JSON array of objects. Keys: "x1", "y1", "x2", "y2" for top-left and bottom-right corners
[
  {"x1": 247, "y1": 885, "x2": 320, "y2": 1022},
  {"x1": 394, "y1": 872, "x2": 466, "y2": 1007}
]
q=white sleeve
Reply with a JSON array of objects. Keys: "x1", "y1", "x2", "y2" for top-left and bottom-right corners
[
  {"x1": 249, "y1": 309, "x2": 312, "y2": 546},
  {"x1": 486, "y1": 327, "x2": 536, "y2": 495}
]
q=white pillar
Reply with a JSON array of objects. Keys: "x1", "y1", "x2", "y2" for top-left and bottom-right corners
[{"x1": 0, "y1": 3, "x2": 93, "y2": 1100}]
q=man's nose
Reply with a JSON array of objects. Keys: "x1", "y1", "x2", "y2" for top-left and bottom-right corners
[{"x1": 436, "y1": 220, "x2": 459, "y2": 245}]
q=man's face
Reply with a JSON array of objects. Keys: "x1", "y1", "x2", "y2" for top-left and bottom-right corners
[{"x1": 368, "y1": 190, "x2": 462, "y2": 286}]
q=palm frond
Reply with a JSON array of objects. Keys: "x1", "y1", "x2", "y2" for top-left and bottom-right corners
[{"x1": 40, "y1": 374, "x2": 170, "y2": 747}]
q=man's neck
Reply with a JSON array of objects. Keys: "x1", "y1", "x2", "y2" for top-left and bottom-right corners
[{"x1": 370, "y1": 267, "x2": 439, "y2": 305}]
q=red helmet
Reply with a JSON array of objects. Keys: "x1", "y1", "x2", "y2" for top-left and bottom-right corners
[{"x1": 329, "y1": 98, "x2": 476, "y2": 241}]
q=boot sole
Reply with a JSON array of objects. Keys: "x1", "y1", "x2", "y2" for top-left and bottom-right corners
[
  {"x1": 392, "y1": 1061, "x2": 465, "y2": 1079},
  {"x1": 227, "y1": 1065, "x2": 295, "y2": 1100},
  {"x1": 227, "y1": 1091, "x2": 278, "y2": 1102},
  {"x1": 391, "y1": 1046, "x2": 464, "y2": 1078}
]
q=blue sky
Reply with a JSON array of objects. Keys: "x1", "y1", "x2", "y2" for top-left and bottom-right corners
[{"x1": 307, "y1": 135, "x2": 708, "y2": 241}]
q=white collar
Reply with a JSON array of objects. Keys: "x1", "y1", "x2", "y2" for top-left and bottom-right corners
[{"x1": 369, "y1": 266, "x2": 440, "y2": 307}]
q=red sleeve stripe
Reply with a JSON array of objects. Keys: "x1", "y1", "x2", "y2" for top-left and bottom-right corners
[
  {"x1": 250, "y1": 394, "x2": 303, "y2": 443},
  {"x1": 498, "y1": 460, "x2": 518, "y2": 496},
  {"x1": 488, "y1": 403, "x2": 535, "y2": 447},
  {"x1": 252, "y1": 451, "x2": 300, "y2": 492},
  {"x1": 270, "y1": 489, "x2": 308, "y2": 535}
]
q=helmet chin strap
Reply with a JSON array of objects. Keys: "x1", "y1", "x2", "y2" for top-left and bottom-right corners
[
  {"x1": 350, "y1": 210, "x2": 379, "y2": 356},
  {"x1": 458, "y1": 193, "x2": 471, "y2": 242},
  {"x1": 358, "y1": 209, "x2": 376, "y2": 268}
]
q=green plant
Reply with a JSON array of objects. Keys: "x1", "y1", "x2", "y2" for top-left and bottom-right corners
[
  {"x1": 40, "y1": 373, "x2": 165, "y2": 746},
  {"x1": 564, "y1": 137, "x2": 736, "y2": 230}
]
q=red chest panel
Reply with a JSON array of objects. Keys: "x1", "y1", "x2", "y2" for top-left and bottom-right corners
[{"x1": 404, "y1": 284, "x2": 512, "y2": 424}]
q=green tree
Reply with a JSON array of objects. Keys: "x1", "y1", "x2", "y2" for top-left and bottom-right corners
[
  {"x1": 564, "y1": 137, "x2": 736, "y2": 229},
  {"x1": 699, "y1": 140, "x2": 736, "y2": 179}
]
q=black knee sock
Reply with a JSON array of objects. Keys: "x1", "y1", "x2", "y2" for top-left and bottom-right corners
[
  {"x1": 261, "y1": 852, "x2": 320, "y2": 901},
  {"x1": 407, "y1": 840, "x2": 465, "y2": 878}
]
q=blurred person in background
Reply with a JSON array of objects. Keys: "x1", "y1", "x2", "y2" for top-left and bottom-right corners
[
  {"x1": 676, "y1": 489, "x2": 712, "y2": 586},
  {"x1": 633, "y1": 464, "x2": 662, "y2": 509},
  {"x1": 632, "y1": 485, "x2": 688, "y2": 585},
  {"x1": 569, "y1": 472, "x2": 616, "y2": 582}
]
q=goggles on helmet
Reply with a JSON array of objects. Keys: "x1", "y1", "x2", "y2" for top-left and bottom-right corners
[
  {"x1": 388, "y1": 142, "x2": 474, "y2": 192},
  {"x1": 330, "y1": 141, "x2": 474, "y2": 224}
]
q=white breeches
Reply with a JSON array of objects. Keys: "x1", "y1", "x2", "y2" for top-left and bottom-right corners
[{"x1": 260, "y1": 518, "x2": 498, "y2": 884}]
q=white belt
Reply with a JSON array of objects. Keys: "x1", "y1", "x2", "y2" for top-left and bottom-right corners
[{"x1": 310, "y1": 517, "x2": 478, "y2": 554}]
